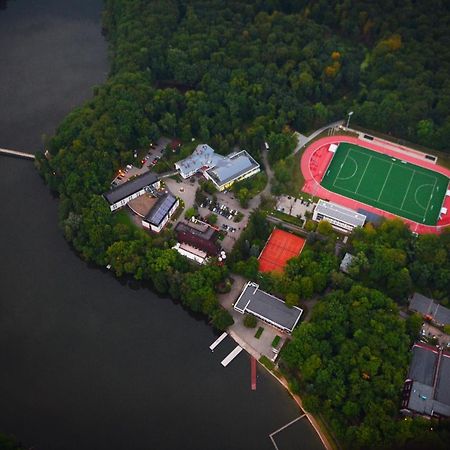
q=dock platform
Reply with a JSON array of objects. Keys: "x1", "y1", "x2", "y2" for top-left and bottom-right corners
[
  {"x1": 209, "y1": 332, "x2": 228, "y2": 351},
  {"x1": 221, "y1": 345, "x2": 243, "y2": 367}
]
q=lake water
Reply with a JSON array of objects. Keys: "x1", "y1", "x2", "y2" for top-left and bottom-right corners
[{"x1": 0, "y1": 1, "x2": 323, "y2": 449}]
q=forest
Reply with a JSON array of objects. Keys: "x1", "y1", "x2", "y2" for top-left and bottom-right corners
[{"x1": 34, "y1": 1, "x2": 450, "y2": 449}]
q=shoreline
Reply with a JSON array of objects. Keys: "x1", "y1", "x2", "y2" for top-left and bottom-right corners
[{"x1": 228, "y1": 329, "x2": 335, "y2": 450}]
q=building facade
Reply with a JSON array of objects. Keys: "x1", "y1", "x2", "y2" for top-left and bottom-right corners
[{"x1": 103, "y1": 172, "x2": 160, "y2": 212}]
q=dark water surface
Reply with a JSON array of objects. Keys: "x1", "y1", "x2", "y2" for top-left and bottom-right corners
[{"x1": 0, "y1": 1, "x2": 320, "y2": 449}]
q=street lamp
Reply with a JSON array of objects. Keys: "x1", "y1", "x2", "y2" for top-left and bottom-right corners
[{"x1": 346, "y1": 111, "x2": 354, "y2": 129}]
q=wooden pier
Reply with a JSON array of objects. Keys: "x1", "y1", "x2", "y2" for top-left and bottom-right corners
[{"x1": 0, "y1": 148, "x2": 35, "y2": 160}]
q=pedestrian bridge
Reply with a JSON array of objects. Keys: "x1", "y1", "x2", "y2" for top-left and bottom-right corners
[{"x1": 0, "y1": 147, "x2": 35, "y2": 160}]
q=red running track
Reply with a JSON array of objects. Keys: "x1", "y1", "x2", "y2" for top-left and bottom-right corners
[{"x1": 300, "y1": 135, "x2": 450, "y2": 234}]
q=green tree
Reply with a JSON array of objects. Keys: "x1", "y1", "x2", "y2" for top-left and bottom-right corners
[{"x1": 244, "y1": 314, "x2": 257, "y2": 328}]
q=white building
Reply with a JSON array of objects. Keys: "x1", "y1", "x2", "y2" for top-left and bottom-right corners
[
  {"x1": 204, "y1": 150, "x2": 260, "y2": 191},
  {"x1": 313, "y1": 200, "x2": 366, "y2": 232},
  {"x1": 172, "y1": 242, "x2": 208, "y2": 265},
  {"x1": 103, "y1": 172, "x2": 160, "y2": 212},
  {"x1": 142, "y1": 193, "x2": 179, "y2": 233},
  {"x1": 175, "y1": 144, "x2": 223, "y2": 179},
  {"x1": 175, "y1": 144, "x2": 260, "y2": 191}
]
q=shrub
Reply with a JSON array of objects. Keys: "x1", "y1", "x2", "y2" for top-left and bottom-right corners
[
  {"x1": 244, "y1": 314, "x2": 257, "y2": 328},
  {"x1": 255, "y1": 327, "x2": 264, "y2": 339}
]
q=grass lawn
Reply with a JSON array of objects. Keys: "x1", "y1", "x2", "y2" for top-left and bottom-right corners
[
  {"x1": 255, "y1": 327, "x2": 264, "y2": 339},
  {"x1": 321, "y1": 142, "x2": 448, "y2": 225},
  {"x1": 272, "y1": 335, "x2": 281, "y2": 348}
]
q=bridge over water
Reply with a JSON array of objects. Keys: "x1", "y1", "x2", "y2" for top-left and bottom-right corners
[{"x1": 0, "y1": 147, "x2": 35, "y2": 160}]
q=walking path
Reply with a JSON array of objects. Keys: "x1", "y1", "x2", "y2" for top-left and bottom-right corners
[{"x1": 293, "y1": 120, "x2": 345, "y2": 155}]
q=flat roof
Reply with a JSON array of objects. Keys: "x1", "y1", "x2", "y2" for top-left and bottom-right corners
[
  {"x1": 144, "y1": 193, "x2": 177, "y2": 227},
  {"x1": 435, "y1": 353, "x2": 450, "y2": 406},
  {"x1": 175, "y1": 144, "x2": 223, "y2": 176},
  {"x1": 315, "y1": 199, "x2": 366, "y2": 227},
  {"x1": 104, "y1": 171, "x2": 159, "y2": 205},
  {"x1": 405, "y1": 344, "x2": 450, "y2": 417},
  {"x1": 408, "y1": 344, "x2": 438, "y2": 385},
  {"x1": 206, "y1": 150, "x2": 259, "y2": 186},
  {"x1": 234, "y1": 282, "x2": 303, "y2": 333}
]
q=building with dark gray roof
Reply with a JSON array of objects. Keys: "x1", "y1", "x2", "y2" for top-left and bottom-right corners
[
  {"x1": 103, "y1": 171, "x2": 160, "y2": 211},
  {"x1": 234, "y1": 282, "x2": 303, "y2": 334},
  {"x1": 142, "y1": 193, "x2": 179, "y2": 233},
  {"x1": 401, "y1": 343, "x2": 450, "y2": 418},
  {"x1": 313, "y1": 200, "x2": 366, "y2": 232},
  {"x1": 409, "y1": 293, "x2": 450, "y2": 326},
  {"x1": 408, "y1": 344, "x2": 438, "y2": 386}
]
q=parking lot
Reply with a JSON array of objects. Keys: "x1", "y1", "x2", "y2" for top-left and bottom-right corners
[
  {"x1": 197, "y1": 192, "x2": 250, "y2": 252},
  {"x1": 420, "y1": 322, "x2": 450, "y2": 348},
  {"x1": 110, "y1": 137, "x2": 170, "y2": 186}
]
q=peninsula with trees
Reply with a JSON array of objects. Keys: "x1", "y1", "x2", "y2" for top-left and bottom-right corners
[{"x1": 35, "y1": 1, "x2": 450, "y2": 449}]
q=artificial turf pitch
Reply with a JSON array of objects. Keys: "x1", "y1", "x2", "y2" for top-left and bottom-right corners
[{"x1": 321, "y1": 143, "x2": 449, "y2": 225}]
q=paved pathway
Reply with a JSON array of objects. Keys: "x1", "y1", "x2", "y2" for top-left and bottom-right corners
[{"x1": 293, "y1": 120, "x2": 344, "y2": 155}]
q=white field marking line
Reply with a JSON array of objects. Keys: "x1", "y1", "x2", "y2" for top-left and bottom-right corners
[
  {"x1": 269, "y1": 414, "x2": 306, "y2": 440},
  {"x1": 421, "y1": 178, "x2": 438, "y2": 222},
  {"x1": 413, "y1": 184, "x2": 431, "y2": 210},
  {"x1": 414, "y1": 183, "x2": 436, "y2": 210},
  {"x1": 377, "y1": 162, "x2": 395, "y2": 202},
  {"x1": 400, "y1": 170, "x2": 416, "y2": 210},
  {"x1": 332, "y1": 150, "x2": 350, "y2": 186},
  {"x1": 334, "y1": 155, "x2": 358, "y2": 181},
  {"x1": 355, "y1": 155, "x2": 372, "y2": 194},
  {"x1": 348, "y1": 146, "x2": 420, "y2": 177},
  {"x1": 334, "y1": 184, "x2": 425, "y2": 219}
]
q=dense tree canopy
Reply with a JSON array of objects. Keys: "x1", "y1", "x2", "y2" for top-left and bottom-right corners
[
  {"x1": 35, "y1": 1, "x2": 450, "y2": 449},
  {"x1": 283, "y1": 286, "x2": 411, "y2": 449}
]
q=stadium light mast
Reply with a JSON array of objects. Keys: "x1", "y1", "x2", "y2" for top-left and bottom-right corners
[{"x1": 346, "y1": 111, "x2": 354, "y2": 129}]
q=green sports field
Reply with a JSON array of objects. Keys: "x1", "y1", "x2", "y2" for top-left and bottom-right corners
[{"x1": 321, "y1": 143, "x2": 449, "y2": 225}]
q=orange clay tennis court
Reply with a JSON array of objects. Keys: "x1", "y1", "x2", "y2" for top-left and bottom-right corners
[{"x1": 259, "y1": 229, "x2": 306, "y2": 273}]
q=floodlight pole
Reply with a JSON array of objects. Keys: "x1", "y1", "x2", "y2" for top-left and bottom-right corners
[{"x1": 346, "y1": 111, "x2": 354, "y2": 129}]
